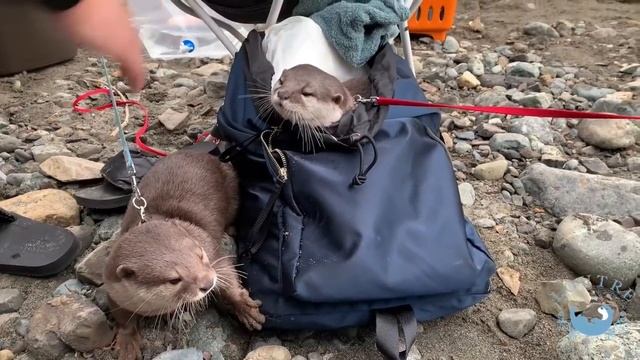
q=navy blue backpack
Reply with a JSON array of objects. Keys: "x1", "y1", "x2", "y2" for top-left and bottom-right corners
[{"x1": 212, "y1": 31, "x2": 496, "y2": 359}]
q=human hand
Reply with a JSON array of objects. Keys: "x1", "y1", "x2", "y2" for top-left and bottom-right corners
[{"x1": 53, "y1": 0, "x2": 146, "y2": 91}]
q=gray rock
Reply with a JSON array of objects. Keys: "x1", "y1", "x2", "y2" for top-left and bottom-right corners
[
  {"x1": 580, "y1": 158, "x2": 612, "y2": 175},
  {"x1": 506, "y1": 62, "x2": 540, "y2": 78},
  {"x1": 454, "y1": 141, "x2": 472, "y2": 154},
  {"x1": 534, "y1": 228, "x2": 554, "y2": 249},
  {"x1": 573, "y1": 84, "x2": 615, "y2": 102},
  {"x1": 521, "y1": 163, "x2": 640, "y2": 218},
  {"x1": 407, "y1": 346, "x2": 422, "y2": 360},
  {"x1": 476, "y1": 218, "x2": 496, "y2": 228},
  {"x1": 557, "y1": 322, "x2": 640, "y2": 360},
  {"x1": 473, "y1": 160, "x2": 509, "y2": 180},
  {"x1": 628, "y1": 157, "x2": 640, "y2": 172},
  {"x1": 14, "y1": 149, "x2": 32, "y2": 163},
  {"x1": 204, "y1": 73, "x2": 228, "y2": 98},
  {"x1": 490, "y1": 133, "x2": 531, "y2": 156},
  {"x1": 555, "y1": 20, "x2": 574, "y2": 37},
  {"x1": 53, "y1": 279, "x2": 85, "y2": 297},
  {"x1": 563, "y1": 159, "x2": 580, "y2": 170},
  {"x1": 153, "y1": 348, "x2": 203, "y2": 360},
  {"x1": 442, "y1": 36, "x2": 460, "y2": 53},
  {"x1": 476, "y1": 123, "x2": 506, "y2": 138},
  {"x1": 16, "y1": 318, "x2": 30, "y2": 337},
  {"x1": 592, "y1": 96, "x2": 640, "y2": 117},
  {"x1": 0, "y1": 289, "x2": 24, "y2": 314},
  {"x1": 468, "y1": 57, "x2": 485, "y2": 76},
  {"x1": 606, "y1": 154, "x2": 627, "y2": 169},
  {"x1": 554, "y1": 214, "x2": 640, "y2": 289},
  {"x1": 509, "y1": 117, "x2": 558, "y2": 145},
  {"x1": 26, "y1": 294, "x2": 115, "y2": 358},
  {"x1": 589, "y1": 27, "x2": 618, "y2": 39},
  {"x1": 535, "y1": 279, "x2": 591, "y2": 320},
  {"x1": 67, "y1": 143, "x2": 102, "y2": 159},
  {"x1": 458, "y1": 183, "x2": 476, "y2": 206},
  {"x1": 187, "y1": 307, "x2": 243, "y2": 360},
  {"x1": 172, "y1": 77, "x2": 197, "y2": 89},
  {"x1": 475, "y1": 91, "x2": 510, "y2": 106},
  {"x1": 620, "y1": 64, "x2": 640, "y2": 74},
  {"x1": 245, "y1": 346, "x2": 291, "y2": 360},
  {"x1": 95, "y1": 216, "x2": 122, "y2": 243},
  {"x1": 524, "y1": 22, "x2": 559, "y2": 38},
  {"x1": 0, "y1": 134, "x2": 22, "y2": 153},
  {"x1": 577, "y1": 119, "x2": 639, "y2": 150},
  {"x1": 292, "y1": 357, "x2": 307, "y2": 360},
  {"x1": 74, "y1": 239, "x2": 114, "y2": 286},
  {"x1": 158, "y1": 108, "x2": 190, "y2": 131},
  {"x1": 168, "y1": 86, "x2": 190, "y2": 99},
  {"x1": 497, "y1": 309, "x2": 537, "y2": 339},
  {"x1": 308, "y1": 353, "x2": 322, "y2": 360},
  {"x1": 479, "y1": 74, "x2": 506, "y2": 88},
  {"x1": 516, "y1": 93, "x2": 553, "y2": 108},
  {"x1": 628, "y1": 282, "x2": 640, "y2": 321},
  {"x1": 30, "y1": 144, "x2": 74, "y2": 163}
]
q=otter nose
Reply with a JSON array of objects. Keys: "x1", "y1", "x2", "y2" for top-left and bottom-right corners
[
  {"x1": 277, "y1": 90, "x2": 290, "y2": 100},
  {"x1": 198, "y1": 275, "x2": 216, "y2": 293}
]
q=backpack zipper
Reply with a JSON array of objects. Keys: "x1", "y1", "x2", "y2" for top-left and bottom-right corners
[{"x1": 261, "y1": 129, "x2": 289, "y2": 183}]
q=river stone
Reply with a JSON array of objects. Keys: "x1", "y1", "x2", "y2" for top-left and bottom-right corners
[
  {"x1": 457, "y1": 71, "x2": 481, "y2": 88},
  {"x1": 26, "y1": 295, "x2": 115, "y2": 357},
  {"x1": 472, "y1": 160, "x2": 509, "y2": 180},
  {"x1": 53, "y1": 279, "x2": 85, "y2": 297},
  {"x1": 244, "y1": 346, "x2": 291, "y2": 360},
  {"x1": 74, "y1": 239, "x2": 114, "y2": 286},
  {"x1": 524, "y1": 22, "x2": 560, "y2": 38},
  {"x1": 506, "y1": 62, "x2": 540, "y2": 78},
  {"x1": 520, "y1": 163, "x2": 640, "y2": 218},
  {"x1": 191, "y1": 62, "x2": 227, "y2": 77},
  {"x1": 573, "y1": 84, "x2": 615, "y2": 102},
  {"x1": 497, "y1": 309, "x2": 537, "y2": 339},
  {"x1": 0, "y1": 289, "x2": 24, "y2": 314},
  {"x1": 159, "y1": 108, "x2": 190, "y2": 131},
  {"x1": 458, "y1": 183, "x2": 476, "y2": 206},
  {"x1": 554, "y1": 214, "x2": 640, "y2": 289},
  {"x1": 557, "y1": 322, "x2": 640, "y2": 360},
  {"x1": 577, "y1": 120, "x2": 639, "y2": 150},
  {"x1": 516, "y1": 93, "x2": 553, "y2": 108},
  {"x1": 39, "y1": 156, "x2": 103, "y2": 183},
  {"x1": 442, "y1": 36, "x2": 460, "y2": 53},
  {"x1": 580, "y1": 158, "x2": 612, "y2": 175},
  {"x1": 509, "y1": 117, "x2": 558, "y2": 145},
  {"x1": 0, "y1": 134, "x2": 22, "y2": 153},
  {"x1": 0, "y1": 189, "x2": 80, "y2": 227},
  {"x1": 30, "y1": 144, "x2": 74, "y2": 163},
  {"x1": 489, "y1": 133, "x2": 531, "y2": 156},
  {"x1": 188, "y1": 307, "x2": 244, "y2": 360},
  {"x1": 153, "y1": 348, "x2": 204, "y2": 360},
  {"x1": 535, "y1": 279, "x2": 591, "y2": 320}
]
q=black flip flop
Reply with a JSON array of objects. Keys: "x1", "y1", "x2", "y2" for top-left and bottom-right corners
[
  {"x1": 0, "y1": 208, "x2": 79, "y2": 277},
  {"x1": 73, "y1": 183, "x2": 131, "y2": 210}
]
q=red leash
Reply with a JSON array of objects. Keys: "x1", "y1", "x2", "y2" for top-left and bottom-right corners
[
  {"x1": 362, "y1": 96, "x2": 640, "y2": 120},
  {"x1": 72, "y1": 88, "x2": 168, "y2": 157}
]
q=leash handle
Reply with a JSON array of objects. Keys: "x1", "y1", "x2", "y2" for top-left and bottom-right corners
[{"x1": 359, "y1": 96, "x2": 640, "y2": 120}]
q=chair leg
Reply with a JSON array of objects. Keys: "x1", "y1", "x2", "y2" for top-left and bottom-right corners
[
  {"x1": 400, "y1": 20, "x2": 415, "y2": 76},
  {"x1": 183, "y1": 0, "x2": 239, "y2": 56},
  {"x1": 265, "y1": 0, "x2": 285, "y2": 28}
]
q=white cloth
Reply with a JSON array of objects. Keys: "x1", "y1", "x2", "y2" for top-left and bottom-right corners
[{"x1": 262, "y1": 16, "x2": 367, "y2": 90}]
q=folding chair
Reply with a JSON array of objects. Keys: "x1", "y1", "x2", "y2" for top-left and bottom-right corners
[{"x1": 169, "y1": 0, "x2": 423, "y2": 74}]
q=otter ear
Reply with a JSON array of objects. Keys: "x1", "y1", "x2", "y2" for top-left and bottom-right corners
[
  {"x1": 116, "y1": 265, "x2": 135, "y2": 279},
  {"x1": 332, "y1": 94, "x2": 344, "y2": 105}
]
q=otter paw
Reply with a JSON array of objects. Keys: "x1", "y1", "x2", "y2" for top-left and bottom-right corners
[
  {"x1": 232, "y1": 289, "x2": 265, "y2": 331},
  {"x1": 116, "y1": 332, "x2": 142, "y2": 360}
]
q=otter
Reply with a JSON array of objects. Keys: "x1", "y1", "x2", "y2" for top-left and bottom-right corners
[
  {"x1": 102, "y1": 147, "x2": 265, "y2": 360},
  {"x1": 270, "y1": 64, "x2": 371, "y2": 129}
]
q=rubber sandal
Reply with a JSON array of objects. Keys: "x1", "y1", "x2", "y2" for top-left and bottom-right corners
[
  {"x1": 0, "y1": 208, "x2": 79, "y2": 277},
  {"x1": 73, "y1": 183, "x2": 131, "y2": 210},
  {"x1": 101, "y1": 147, "x2": 158, "y2": 192}
]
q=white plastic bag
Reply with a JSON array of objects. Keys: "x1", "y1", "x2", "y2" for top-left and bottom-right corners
[{"x1": 126, "y1": 0, "x2": 253, "y2": 59}]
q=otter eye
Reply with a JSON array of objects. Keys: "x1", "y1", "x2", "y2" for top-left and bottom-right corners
[
  {"x1": 302, "y1": 90, "x2": 313, "y2": 97},
  {"x1": 168, "y1": 278, "x2": 182, "y2": 285}
]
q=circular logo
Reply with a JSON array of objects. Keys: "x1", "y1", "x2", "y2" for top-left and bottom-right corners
[{"x1": 180, "y1": 39, "x2": 196, "y2": 54}]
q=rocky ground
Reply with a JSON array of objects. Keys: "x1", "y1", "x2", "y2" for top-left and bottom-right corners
[{"x1": 1, "y1": 0, "x2": 640, "y2": 359}]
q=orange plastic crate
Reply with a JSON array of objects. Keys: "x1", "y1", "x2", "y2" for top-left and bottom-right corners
[{"x1": 408, "y1": 0, "x2": 457, "y2": 42}]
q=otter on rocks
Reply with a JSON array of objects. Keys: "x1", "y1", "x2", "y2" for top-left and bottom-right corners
[
  {"x1": 102, "y1": 148, "x2": 265, "y2": 360},
  {"x1": 270, "y1": 64, "x2": 370, "y2": 129}
]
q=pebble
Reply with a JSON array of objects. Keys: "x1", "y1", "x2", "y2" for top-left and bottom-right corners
[
  {"x1": 457, "y1": 71, "x2": 481, "y2": 89},
  {"x1": 204, "y1": 74, "x2": 228, "y2": 97},
  {"x1": 589, "y1": 27, "x2": 618, "y2": 39},
  {"x1": 0, "y1": 350, "x2": 14, "y2": 360},
  {"x1": 407, "y1": 346, "x2": 421, "y2": 360},
  {"x1": 95, "y1": 216, "x2": 122, "y2": 243},
  {"x1": 509, "y1": 117, "x2": 558, "y2": 145},
  {"x1": 172, "y1": 77, "x2": 198, "y2": 89},
  {"x1": 557, "y1": 322, "x2": 640, "y2": 360},
  {"x1": 0, "y1": 134, "x2": 23, "y2": 153},
  {"x1": 30, "y1": 144, "x2": 74, "y2": 163},
  {"x1": 476, "y1": 218, "x2": 497, "y2": 228},
  {"x1": 554, "y1": 20, "x2": 574, "y2": 37},
  {"x1": 506, "y1": 62, "x2": 540, "y2": 78},
  {"x1": 520, "y1": 163, "x2": 640, "y2": 218},
  {"x1": 516, "y1": 93, "x2": 553, "y2": 108},
  {"x1": 26, "y1": 295, "x2": 115, "y2": 357},
  {"x1": 159, "y1": 108, "x2": 191, "y2": 131},
  {"x1": 554, "y1": 214, "x2": 640, "y2": 289},
  {"x1": 458, "y1": 183, "x2": 476, "y2": 206},
  {"x1": 13, "y1": 149, "x2": 32, "y2": 163},
  {"x1": 580, "y1": 157, "x2": 612, "y2": 175},
  {"x1": 497, "y1": 309, "x2": 537, "y2": 339},
  {"x1": 0, "y1": 189, "x2": 80, "y2": 227},
  {"x1": 572, "y1": 84, "x2": 615, "y2": 102},
  {"x1": 535, "y1": 279, "x2": 591, "y2": 320},
  {"x1": 628, "y1": 157, "x2": 640, "y2": 172},
  {"x1": 489, "y1": 133, "x2": 531, "y2": 158},
  {"x1": 534, "y1": 228, "x2": 554, "y2": 249},
  {"x1": 244, "y1": 346, "x2": 291, "y2": 360},
  {"x1": 454, "y1": 141, "x2": 472, "y2": 154},
  {"x1": 38, "y1": 156, "x2": 103, "y2": 183},
  {"x1": 472, "y1": 160, "x2": 509, "y2": 180},
  {"x1": 524, "y1": 22, "x2": 559, "y2": 38},
  {"x1": 74, "y1": 239, "x2": 114, "y2": 286},
  {"x1": 0, "y1": 289, "x2": 24, "y2": 314},
  {"x1": 16, "y1": 319, "x2": 30, "y2": 337},
  {"x1": 153, "y1": 348, "x2": 204, "y2": 360},
  {"x1": 191, "y1": 62, "x2": 227, "y2": 77},
  {"x1": 442, "y1": 36, "x2": 460, "y2": 53},
  {"x1": 53, "y1": 279, "x2": 85, "y2": 297},
  {"x1": 468, "y1": 57, "x2": 485, "y2": 76},
  {"x1": 578, "y1": 119, "x2": 638, "y2": 150},
  {"x1": 563, "y1": 158, "x2": 580, "y2": 170}
]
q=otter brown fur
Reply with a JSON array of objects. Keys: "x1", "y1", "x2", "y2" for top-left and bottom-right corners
[
  {"x1": 103, "y1": 147, "x2": 264, "y2": 360},
  {"x1": 271, "y1": 64, "x2": 370, "y2": 129}
]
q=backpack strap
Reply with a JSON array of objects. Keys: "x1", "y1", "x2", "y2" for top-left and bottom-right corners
[{"x1": 376, "y1": 306, "x2": 418, "y2": 360}]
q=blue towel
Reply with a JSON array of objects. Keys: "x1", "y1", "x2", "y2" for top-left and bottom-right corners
[{"x1": 293, "y1": 0, "x2": 410, "y2": 67}]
